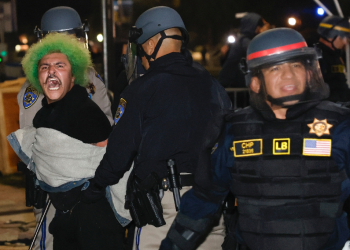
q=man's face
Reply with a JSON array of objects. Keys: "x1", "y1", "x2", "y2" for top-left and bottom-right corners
[
  {"x1": 38, "y1": 53, "x2": 75, "y2": 104},
  {"x1": 260, "y1": 61, "x2": 307, "y2": 105},
  {"x1": 333, "y1": 36, "x2": 348, "y2": 50}
]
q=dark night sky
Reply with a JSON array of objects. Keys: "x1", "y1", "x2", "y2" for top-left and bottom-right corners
[{"x1": 12, "y1": 0, "x2": 350, "y2": 47}]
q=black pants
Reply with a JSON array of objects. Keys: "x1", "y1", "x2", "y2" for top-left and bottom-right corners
[{"x1": 50, "y1": 197, "x2": 125, "y2": 250}]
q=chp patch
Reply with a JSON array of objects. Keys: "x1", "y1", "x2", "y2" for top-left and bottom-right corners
[
  {"x1": 23, "y1": 86, "x2": 39, "y2": 109},
  {"x1": 273, "y1": 138, "x2": 290, "y2": 155},
  {"x1": 230, "y1": 139, "x2": 262, "y2": 157},
  {"x1": 114, "y1": 98, "x2": 127, "y2": 125},
  {"x1": 303, "y1": 138, "x2": 331, "y2": 157},
  {"x1": 331, "y1": 64, "x2": 345, "y2": 74}
]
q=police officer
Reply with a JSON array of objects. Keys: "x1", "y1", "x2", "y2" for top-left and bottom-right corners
[
  {"x1": 82, "y1": 6, "x2": 231, "y2": 250},
  {"x1": 317, "y1": 15, "x2": 350, "y2": 102},
  {"x1": 17, "y1": 6, "x2": 113, "y2": 250},
  {"x1": 161, "y1": 28, "x2": 350, "y2": 250},
  {"x1": 219, "y1": 13, "x2": 270, "y2": 88}
]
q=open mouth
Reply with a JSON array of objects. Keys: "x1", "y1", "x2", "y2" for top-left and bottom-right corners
[
  {"x1": 46, "y1": 78, "x2": 61, "y2": 91},
  {"x1": 282, "y1": 84, "x2": 296, "y2": 91}
]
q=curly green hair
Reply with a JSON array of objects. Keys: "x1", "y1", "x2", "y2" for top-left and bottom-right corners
[{"x1": 21, "y1": 33, "x2": 92, "y2": 92}]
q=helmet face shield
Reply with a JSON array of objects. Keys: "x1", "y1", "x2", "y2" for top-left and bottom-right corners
[
  {"x1": 248, "y1": 53, "x2": 329, "y2": 110},
  {"x1": 121, "y1": 41, "x2": 139, "y2": 84},
  {"x1": 242, "y1": 28, "x2": 329, "y2": 110}
]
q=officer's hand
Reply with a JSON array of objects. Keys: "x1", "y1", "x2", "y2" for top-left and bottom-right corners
[{"x1": 80, "y1": 178, "x2": 106, "y2": 204}]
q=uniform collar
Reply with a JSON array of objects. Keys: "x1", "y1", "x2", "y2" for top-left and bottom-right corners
[
  {"x1": 255, "y1": 100, "x2": 321, "y2": 121},
  {"x1": 148, "y1": 52, "x2": 187, "y2": 71}
]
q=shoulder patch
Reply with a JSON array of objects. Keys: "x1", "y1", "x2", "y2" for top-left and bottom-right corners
[
  {"x1": 211, "y1": 143, "x2": 218, "y2": 154},
  {"x1": 230, "y1": 139, "x2": 262, "y2": 157},
  {"x1": 114, "y1": 98, "x2": 127, "y2": 125},
  {"x1": 95, "y1": 71, "x2": 104, "y2": 83},
  {"x1": 23, "y1": 86, "x2": 39, "y2": 109},
  {"x1": 87, "y1": 82, "x2": 96, "y2": 96}
]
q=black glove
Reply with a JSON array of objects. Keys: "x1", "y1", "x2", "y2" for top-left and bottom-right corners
[{"x1": 80, "y1": 178, "x2": 106, "y2": 204}]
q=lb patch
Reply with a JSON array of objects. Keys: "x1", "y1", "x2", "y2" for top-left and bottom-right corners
[
  {"x1": 230, "y1": 139, "x2": 262, "y2": 157},
  {"x1": 273, "y1": 138, "x2": 290, "y2": 155},
  {"x1": 303, "y1": 138, "x2": 331, "y2": 157},
  {"x1": 307, "y1": 118, "x2": 333, "y2": 137},
  {"x1": 23, "y1": 86, "x2": 39, "y2": 109},
  {"x1": 114, "y1": 98, "x2": 127, "y2": 125}
]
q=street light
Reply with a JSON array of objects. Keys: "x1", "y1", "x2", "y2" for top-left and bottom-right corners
[
  {"x1": 288, "y1": 17, "x2": 297, "y2": 26},
  {"x1": 227, "y1": 35, "x2": 235, "y2": 44},
  {"x1": 97, "y1": 34, "x2": 104, "y2": 42}
]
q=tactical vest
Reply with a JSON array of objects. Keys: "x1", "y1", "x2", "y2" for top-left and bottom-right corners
[{"x1": 228, "y1": 102, "x2": 349, "y2": 250}]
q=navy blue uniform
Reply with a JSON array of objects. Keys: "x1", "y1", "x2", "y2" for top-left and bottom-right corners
[
  {"x1": 318, "y1": 42, "x2": 350, "y2": 102},
  {"x1": 176, "y1": 101, "x2": 350, "y2": 250},
  {"x1": 93, "y1": 52, "x2": 231, "y2": 187}
]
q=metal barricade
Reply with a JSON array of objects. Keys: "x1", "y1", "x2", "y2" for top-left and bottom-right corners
[{"x1": 225, "y1": 88, "x2": 249, "y2": 109}]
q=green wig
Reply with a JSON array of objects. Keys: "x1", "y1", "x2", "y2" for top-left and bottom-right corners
[{"x1": 21, "y1": 33, "x2": 92, "y2": 92}]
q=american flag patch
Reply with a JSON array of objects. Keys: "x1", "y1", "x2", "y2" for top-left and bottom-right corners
[{"x1": 303, "y1": 138, "x2": 331, "y2": 156}]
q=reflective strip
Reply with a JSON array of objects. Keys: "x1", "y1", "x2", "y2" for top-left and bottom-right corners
[
  {"x1": 247, "y1": 41, "x2": 308, "y2": 61},
  {"x1": 319, "y1": 23, "x2": 350, "y2": 33}
]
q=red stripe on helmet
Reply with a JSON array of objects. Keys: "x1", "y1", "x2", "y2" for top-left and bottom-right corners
[{"x1": 247, "y1": 41, "x2": 308, "y2": 61}]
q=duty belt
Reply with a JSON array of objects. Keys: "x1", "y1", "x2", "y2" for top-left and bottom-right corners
[{"x1": 161, "y1": 174, "x2": 194, "y2": 190}]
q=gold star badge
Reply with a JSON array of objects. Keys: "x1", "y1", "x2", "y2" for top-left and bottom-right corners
[{"x1": 307, "y1": 118, "x2": 333, "y2": 137}]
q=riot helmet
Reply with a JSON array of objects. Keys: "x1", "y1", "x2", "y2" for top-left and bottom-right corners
[
  {"x1": 317, "y1": 15, "x2": 350, "y2": 50},
  {"x1": 240, "y1": 28, "x2": 329, "y2": 109},
  {"x1": 34, "y1": 6, "x2": 89, "y2": 47},
  {"x1": 128, "y1": 6, "x2": 189, "y2": 62},
  {"x1": 318, "y1": 15, "x2": 350, "y2": 40}
]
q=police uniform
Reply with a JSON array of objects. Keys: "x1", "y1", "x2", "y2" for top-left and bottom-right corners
[
  {"x1": 172, "y1": 100, "x2": 350, "y2": 250},
  {"x1": 318, "y1": 42, "x2": 350, "y2": 102},
  {"x1": 17, "y1": 67, "x2": 112, "y2": 250},
  {"x1": 90, "y1": 52, "x2": 231, "y2": 250},
  {"x1": 161, "y1": 28, "x2": 350, "y2": 250}
]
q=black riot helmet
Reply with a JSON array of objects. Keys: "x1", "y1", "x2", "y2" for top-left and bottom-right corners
[
  {"x1": 34, "y1": 6, "x2": 89, "y2": 47},
  {"x1": 128, "y1": 6, "x2": 189, "y2": 62},
  {"x1": 317, "y1": 16, "x2": 350, "y2": 51},
  {"x1": 240, "y1": 28, "x2": 329, "y2": 109},
  {"x1": 318, "y1": 15, "x2": 350, "y2": 40}
]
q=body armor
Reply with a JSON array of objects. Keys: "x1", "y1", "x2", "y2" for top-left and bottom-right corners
[{"x1": 227, "y1": 101, "x2": 349, "y2": 250}]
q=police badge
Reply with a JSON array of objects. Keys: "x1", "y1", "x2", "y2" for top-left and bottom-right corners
[
  {"x1": 23, "y1": 86, "x2": 39, "y2": 109},
  {"x1": 114, "y1": 98, "x2": 127, "y2": 125},
  {"x1": 307, "y1": 118, "x2": 333, "y2": 137}
]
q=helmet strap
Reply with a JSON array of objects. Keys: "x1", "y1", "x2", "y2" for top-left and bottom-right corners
[
  {"x1": 267, "y1": 93, "x2": 305, "y2": 108},
  {"x1": 142, "y1": 31, "x2": 183, "y2": 62}
]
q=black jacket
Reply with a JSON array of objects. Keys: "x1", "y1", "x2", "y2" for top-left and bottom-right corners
[
  {"x1": 318, "y1": 42, "x2": 350, "y2": 102},
  {"x1": 94, "y1": 52, "x2": 231, "y2": 187}
]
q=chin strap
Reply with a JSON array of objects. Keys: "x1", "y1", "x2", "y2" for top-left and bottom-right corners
[
  {"x1": 140, "y1": 31, "x2": 183, "y2": 62},
  {"x1": 267, "y1": 93, "x2": 305, "y2": 108}
]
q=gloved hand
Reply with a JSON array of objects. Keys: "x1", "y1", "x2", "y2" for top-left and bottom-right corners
[{"x1": 80, "y1": 178, "x2": 106, "y2": 204}]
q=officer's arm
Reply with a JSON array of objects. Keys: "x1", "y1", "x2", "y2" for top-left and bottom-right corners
[
  {"x1": 89, "y1": 70, "x2": 114, "y2": 125},
  {"x1": 332, "y1": 117, "x2": 350, "y2": 179},
  {"x1": 160, "y1": 125, "x2": 234, "y2": 250}
]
